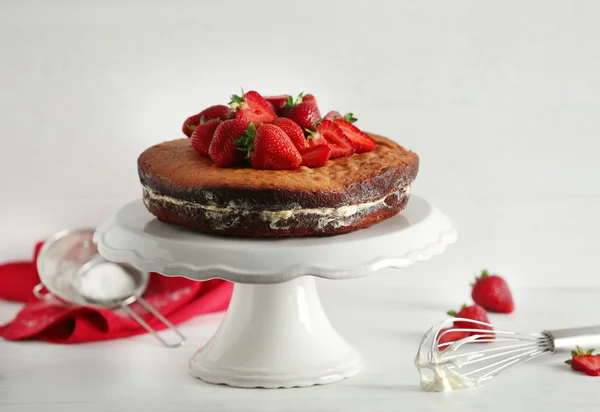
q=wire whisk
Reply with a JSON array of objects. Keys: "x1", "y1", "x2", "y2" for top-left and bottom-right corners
[{"x1": 415, "y1": 318, "x2": 600, "y2": 392}]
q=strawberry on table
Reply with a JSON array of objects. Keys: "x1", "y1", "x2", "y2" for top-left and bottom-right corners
[
  {"x1": 182, "y1": 105, "x2": 230, "y2": 137},
  {"x1": 448, "y1": 304, "x2": 493, "y2": 338},
  {"x1": 471, "y1": 269, "x2": 515, "y2": 313},
  {"x1": 301, "y1": 144, "x2": 331, "y2": 167},
  {"x1": 307, "y1": 120, "x2": 354, "y2": 159},
  {"x1": 191, "y1": 118, "x2": 222, "y2": 156},
  {"x1": 234, "y1": 123, "x2": 302, "y2": 170},
  {"x1": 208, "y1": 119, "x2": 249, "y2": 167},
  {"x1": 438, "y1": 328, "x2": 470, "y2": 349},
  {"x1": 334, "y1": 118, "x2": 376, "y2": 153},
  {"x1": 271, "y1": 117, "x2": 307, "y2": 153},
  {"x1": 230, "y1": 89, "x2": 277, "y2": 126},
  {"x1": 566, "y1": 347, "x2": 600, "y2": 376}
]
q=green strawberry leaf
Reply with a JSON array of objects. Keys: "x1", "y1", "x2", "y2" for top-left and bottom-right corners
[
  {"x1": 187, "y1": 124, "x2": 197, "y2": 132},
  {"x1": 233, "y1": 122, "x2": 256, "y2": 159},
  {"x1": 343, "y1": 112, "x2": 358, "y2": 123},
  {"x1": 565, "y1": 359, "x2": 572, "y2": 365},
  {"x1": 587, "y1": 348, "x2": 595, "y2": 355},
  {"x1": 229, "y1": 87, "x2": 246, "y2": 110},
  {"x1": 447, "y1": 310, "x2": 458, "y2": 317},
  {"x1": 571, "y1": 350, "x2": 578, "y2": 357}
]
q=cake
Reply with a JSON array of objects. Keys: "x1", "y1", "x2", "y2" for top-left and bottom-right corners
[{"x1": 138, "y1": 90, "x2": 419, "y2": 237}]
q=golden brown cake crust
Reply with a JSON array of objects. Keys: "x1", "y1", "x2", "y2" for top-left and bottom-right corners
[
  {"x1": 138, "y1": 134, "x2": 418, "y2": 208},
  {"x1": 137, "y1": 134, "x2": 419, "y2": 237}
]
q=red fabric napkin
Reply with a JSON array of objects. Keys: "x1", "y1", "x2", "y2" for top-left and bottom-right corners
[{"x1": 0, "y1": 242, "x2": 233, "y2": 343}]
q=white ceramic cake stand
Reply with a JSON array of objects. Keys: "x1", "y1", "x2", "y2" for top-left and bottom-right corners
[{"x1": 94, "y1": 195, "x2": 456, "y2": 388}]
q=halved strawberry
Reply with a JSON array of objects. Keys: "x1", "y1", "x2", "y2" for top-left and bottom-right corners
[
  {"x1": 324, "y1": 111, "x2": 357, "y2": 122},
  {"x1": 271, "y1": 117, "x2": 307, "y2": 153},
  {"x1": 208, "y1": 119, "x2": 249, "y2": 167},
  {"x1": 191, "y1": 118, "x2": 222, "y2": 156},
  {"x1": 309, "y1": 120, "x2": 354, "y2": 158},
  {"x1": 334, "y1": 119, "x2": 376, "y2": 153},
  {"x1": 324, "y1": 111, "x2": 342, "y2": 121},
  {"x1": 182, "y1": 105, "x2": 230, "y2": 137},
  {"x1": 301, "y1": 144, "x2": 331, "y2": 167},
  {"x1": 566, "y1": 347, "x2": 600, "y2": 376},
  {"x1": 264, "y1": 95, "x2": 291, "y2": 116},
  {"x1": 230, "y1": 90, "x2": 277, "y2": 126}
]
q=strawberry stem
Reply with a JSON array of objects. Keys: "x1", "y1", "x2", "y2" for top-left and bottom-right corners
[
  {"x1": 343, "y1": 112, "x2": 358, "y2": 123},
  {"x1": 233, "y1": 123, "x2": 256, "y2": 159},
  {"x1": 229, "y1": 87, "x2": 246, "y2": 110}
]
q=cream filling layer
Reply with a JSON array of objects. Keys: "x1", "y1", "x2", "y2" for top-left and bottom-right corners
[{"x1": 143, "y1": 185, "x2": 410, "y2": 229}]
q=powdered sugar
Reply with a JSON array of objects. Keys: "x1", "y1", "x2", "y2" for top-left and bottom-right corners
[{"x1": 75, "y1": 262, "x2": 137, "y2": 301}]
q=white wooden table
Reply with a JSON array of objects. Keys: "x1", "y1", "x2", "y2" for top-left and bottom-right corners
[{"x1": 2, "y1": 273, "x2": 599, "y2": 412}]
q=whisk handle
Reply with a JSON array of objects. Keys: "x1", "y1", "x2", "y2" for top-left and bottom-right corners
[{"x1": 544, "y1": 326, "x2": 600, "y2": 353}]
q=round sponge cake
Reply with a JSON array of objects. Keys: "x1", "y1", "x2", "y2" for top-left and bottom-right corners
[{"x1": 138, "y1": 133, "x2": 419, "y2": 237}]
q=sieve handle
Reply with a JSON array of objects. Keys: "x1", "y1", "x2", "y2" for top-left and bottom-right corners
[
  {"x1": 33, "y1": 283, "x2": 53, "y2": 301},
  {"x1": 544, "y1": 326, "x2": 600, "y2": 352},
  {"x1": 120, "y1": 298, "x2": 186, "y2": 348}
]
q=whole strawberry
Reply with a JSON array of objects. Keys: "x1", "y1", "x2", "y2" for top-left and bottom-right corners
[
  {"x1": 471, "y1": 269, "x2": 515, "y2": 313},
  {"x1": 191, "y1": 118, "x2": 222, "y2": 156},
  {"x1": 230, "y1": 89, "x2": 277, "y2": 126},
  {"x1": 208, "y1": 119, "x2": 248, "y2": 167},
  {"x1": 284, "y1": 94, "x2": 322, "y2": 131},
  {"x1": 234, "y1": 123, "x2": 301, "y2": 170},
  {"x1": 438, "y1": 328, "x2": 470, "y2": 349},
  {"x1": 271, "y1": 117, "x2": 307, "y2": 153},
  {"x1": 448, "y1": 304, "x2": 493, "y2": 337},
  {"x1": 566, "y1": 346, "x2": 600, "y2": 376},
  {"x1": 182, "y1": 105, "x2": 230, "y2": 137}
]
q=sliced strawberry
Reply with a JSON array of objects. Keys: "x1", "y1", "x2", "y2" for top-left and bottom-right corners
[
  {"x1": 301, "y1": 144, "x2": 331, "y2": 167},
  {"x1": 566, "y1": 347, "x2": 600, "y2": 376},
  {"x1": 230, "y1": 90, "x2": 277, "y2": 126},
  {"x1": 182, "y1": 105, "x2": 230, "y2": 137},
  {"x1": 324, "y1": 111, "x2": 342, "y2": 121},
  {"x1": 438, "y1": 328, "x2": 470, "y2": 349},
  {"x1": 312, "y1": 120, "x2": 354, "y2": 158},
  {"x1": 334, "y1": 119, "x2": 376, "y2": 153},
  {"x1": 271, "y1": 118, "x2": 307, "y2": 153},
  {"x1": 285, "y1": 101, "x2": 321, "y2": 131},
  {"x1": 208, "y1": 119, "x2": 249, "y2": 167},
  {"x1": 191, "y1": 118, "x2": 222, "y2": 156},
  {"x1": 324, "y1": 111, "x2": 357, "y2": 123},
  {"x1": 264, "y1": 95, "x2": 291, "y2": 116}
]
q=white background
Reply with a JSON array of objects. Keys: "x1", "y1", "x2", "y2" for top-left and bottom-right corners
[
  {"x1": 1, "y1": 0, "x2": 599, "y2": 288},
  {"x1": 1, "y1": 1, "x2": 600, "y2": 411}
]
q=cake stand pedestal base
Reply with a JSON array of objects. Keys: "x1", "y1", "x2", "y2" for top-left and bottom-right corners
[{"x1": 189, "y1": 276, "x2": 363, "y2": 388}]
